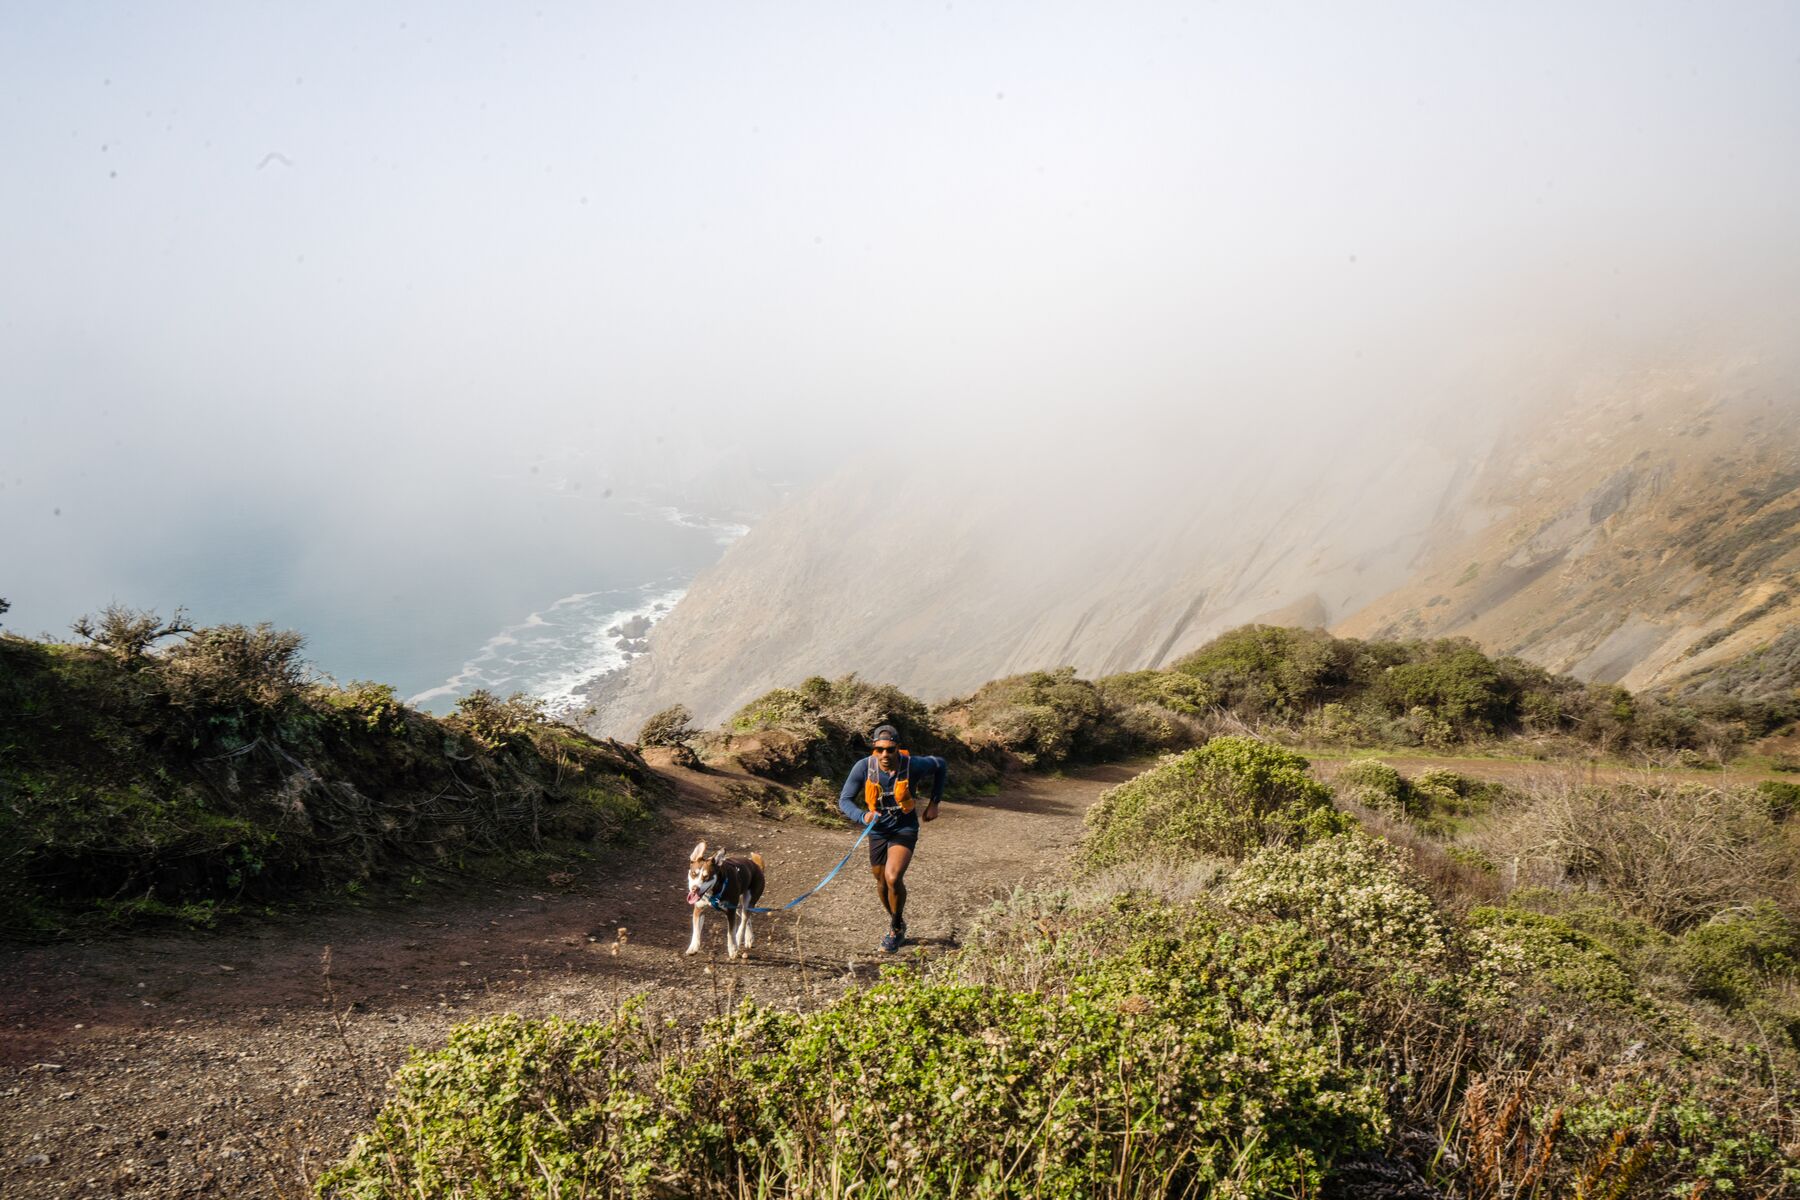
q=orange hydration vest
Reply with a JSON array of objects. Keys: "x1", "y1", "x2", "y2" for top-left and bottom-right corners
[{"x1": 864, "y1": 751, "x2": 914, "y2": 815}]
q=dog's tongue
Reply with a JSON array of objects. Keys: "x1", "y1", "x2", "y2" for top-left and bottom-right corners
[{"x1": 686, "y1": 889, "x2": 700, "y2": 905}]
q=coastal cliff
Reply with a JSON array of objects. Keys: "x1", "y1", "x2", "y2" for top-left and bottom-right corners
[{"x1": 592, "y1": 363, "x2": 1798, "y2": 736}]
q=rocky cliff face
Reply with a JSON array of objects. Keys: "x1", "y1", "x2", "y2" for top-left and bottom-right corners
[
  {"x1": 1336, "y1": 366, "x2": 1800, "y2": 690},
  {"x1": 591, "y1": 362, "x2": 1799, "y2": 735}
]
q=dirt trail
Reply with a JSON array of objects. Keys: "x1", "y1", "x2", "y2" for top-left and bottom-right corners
[{"x1": 0, "y1": 761, "x2": 1139, "y2": 1199}]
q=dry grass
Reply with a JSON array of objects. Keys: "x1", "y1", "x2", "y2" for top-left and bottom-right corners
[{"x1": 1478, "y1": 777, "x2": 1791, "y2": 930}]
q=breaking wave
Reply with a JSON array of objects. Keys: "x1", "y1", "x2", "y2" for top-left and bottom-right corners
[{"x1": 407, "y1": 581, "x2": 691, "y2": 718}]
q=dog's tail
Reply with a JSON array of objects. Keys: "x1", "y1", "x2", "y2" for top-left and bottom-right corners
[{"x1": 749, "y1": 852, "x2": 765, "y2": 871}]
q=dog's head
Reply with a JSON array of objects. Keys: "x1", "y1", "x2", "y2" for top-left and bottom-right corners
[{"x1": 686, "y1": 841, "x2": 726, "y2": 906}]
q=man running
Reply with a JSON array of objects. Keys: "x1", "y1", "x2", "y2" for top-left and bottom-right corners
[{"x1": 837, "y1": 724, "x2": 947, "y2": 953}]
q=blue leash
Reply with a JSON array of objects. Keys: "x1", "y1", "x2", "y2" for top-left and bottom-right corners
[{"x1": 705, "y1": 821, "x2": 873, "y2": 915}]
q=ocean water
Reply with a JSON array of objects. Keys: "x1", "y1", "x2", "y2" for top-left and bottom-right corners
[
  {"x1": 403, "y1": 495, "x2": 749, "y2": 717},
  {"x1": 6, "y1": 475, "x2": 744, "y2": 720},
  {"x1": 407, "y1": 579, "x2": 694, "y2": 717},
  {"x1": 351, "y1": 496, "x2": 746, "y2": 717}
]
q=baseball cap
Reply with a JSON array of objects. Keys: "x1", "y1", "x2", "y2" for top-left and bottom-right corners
[{"x1": 870, "y1": 724, "x2": 901, "y2": 747}]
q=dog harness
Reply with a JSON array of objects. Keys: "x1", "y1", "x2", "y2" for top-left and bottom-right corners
[
  {"x1": 864, "y1": 750, "x2": 914, "y2": 816},
  {"x1": 706, "y1": 822, "x2": 875, "y2": 914}
]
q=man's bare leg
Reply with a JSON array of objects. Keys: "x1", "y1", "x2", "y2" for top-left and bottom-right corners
[
  {"x1": 870, "y1": 864, "x2": 894, "y2": 918},
  {"x1": 883, "y1": 845, "x2": 912, "y2": 931}
]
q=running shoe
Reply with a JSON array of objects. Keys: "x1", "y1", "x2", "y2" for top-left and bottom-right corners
[{"x1": 879, "y1": 926, "x2": 907, "y2": 953}]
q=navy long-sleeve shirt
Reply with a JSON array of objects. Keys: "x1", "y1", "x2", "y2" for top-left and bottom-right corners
[{"x1": 838, "y1": 754, "x2": 948, "y2": 833}]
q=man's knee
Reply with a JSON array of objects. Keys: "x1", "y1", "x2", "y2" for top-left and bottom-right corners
[{"x1": 884, "y1": 862, "x2": 907, "y2": 887}]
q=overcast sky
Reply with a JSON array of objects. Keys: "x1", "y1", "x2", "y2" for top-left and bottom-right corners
[{"x1": 5, "y1": 2, "x2": 1799, "y2": 638}]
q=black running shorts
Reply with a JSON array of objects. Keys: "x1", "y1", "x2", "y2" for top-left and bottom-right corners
[{"x1": 868, "y1": 822, "x2": 919, "y2": 868}]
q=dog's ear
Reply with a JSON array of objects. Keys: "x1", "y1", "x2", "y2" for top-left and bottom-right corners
[
  {"x1": 690, "y1": 841, "x2": 708, "y2": 862},
  {"x1": 713, "y1": 847, "x2": 728, "y2": 864}
]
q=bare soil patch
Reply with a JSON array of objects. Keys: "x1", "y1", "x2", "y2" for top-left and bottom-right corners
[{"x1": 1, "y1": 760, "x2": 1138, "y2": 1198}]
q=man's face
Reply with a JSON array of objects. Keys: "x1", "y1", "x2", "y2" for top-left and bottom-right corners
[{"x1": 873, "y1": 743, "x2": 901, "y2": 770}]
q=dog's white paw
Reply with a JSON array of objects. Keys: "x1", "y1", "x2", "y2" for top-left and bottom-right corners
[{"x1": 684, "y1": 945, "x2": 699, "y2": 956}]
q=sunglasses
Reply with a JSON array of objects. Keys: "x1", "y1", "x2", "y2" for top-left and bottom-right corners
[{"x1": 872, "y1": 744, "x2": 900, "y2": 752}]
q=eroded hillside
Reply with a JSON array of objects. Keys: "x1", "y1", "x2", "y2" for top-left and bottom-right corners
[
  {"x1": 593, "y1": 362, "x2": 1800, "y2": 734},
  {"x1": 1339, "y1": 366, "x2": 1800, "y2": 689}
]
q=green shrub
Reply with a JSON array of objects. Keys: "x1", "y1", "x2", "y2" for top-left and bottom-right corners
[
  {"x1": 159, "y1": 622, "x2": 308, "y2": 714},
  {"x1": 1408, "y1": 768, "x2": 1471, "y2": 809},
  {"x1": 324, "y1": 904, "x2": 1389, "y2": 1200},
  {"x1": 728, "y1": 685, "x2": 813, "y2": 733},
  {"x1": 1334, "y1": 759, "x2": 1412, "y2": 816},
  {"x1": 1140, "y1": 622, "x2": 1743, "y2": 753},
  {"x1": 729, "y1": 674, "x2": 933, "y2": 745},
  {"x1": 1300, "y1": 701, "x2": 1372, "y2": 744},
  {"x1": 720, "y1": 675, "x2": 965, "y2": 788},
  {"x1": 1465, "y1": 907, "x2": 1645, "y2": 1012},
  {"x1": 788, "y1": 777, "x2": 845, "y2": 826},
  {"x1": 1095, "y1": 669, "x2": 1215, "y2": 715},
  {"x1": 1674, "y1": 900, "x2": 1800, "y2": 1010},
  {"x1": 1664, "y1": 626, "x2": 1800, "y2": 740},
  {"x1": 939, "y1": 668, "x2": 1120, "y2": 767},
  {"x1": 1093, "y1": 670, "x2": 1213, "y2": 752},
  {"x1": 1171, "y1": 625, "x2": 1369, "y2": 717},
  {"x1": 1406, "y1": 768, "x2": 1506, "y2": 834},
  {"x1": 1083, "y1": 737, "x2": 1344, "y2": 867},
  {"x1": 70, "y1": 603, "x2": 194, "y2": 661},
  {"x1": 319, "y1": 1008, "x2": 662, "y2": 1199},
  {"x1": 663, "y1": 924, "x2": 1383, "y2": 1198},
  {"x1": 1559, "y1": 1085, "x2": 1800, "y2": 1197},
  {"x1": 0, "y1": 627, "x2": 662, "y2": 934},
  {"x1": 1499, "y1": 889, "x2": 1678, "y2": 977},
  {"x1": 1402, "y1": 705, "x2": 1456, "y2": 749},
  {"x1": 1755, "y1": 779, "x2": 1800, "y2": 820},
  {"x1": 322, "y1": 680, "x2": 406, "y2": 734},
  {"x1": 1444, "y1": 844, "x2": 1496, "y2": 873},
  {"x1": 636, "y1": 703, "x2": 696, "y2": 747},
  {"x1": 453, "y1": 689, "x2": 549, "y2": 750},
  {"x1": 1102, "y1": 701, "x2": 1202, "y2": 754},
  {"x1": 1373, "y1": 644, "x2": 1512, "y2": 739}
]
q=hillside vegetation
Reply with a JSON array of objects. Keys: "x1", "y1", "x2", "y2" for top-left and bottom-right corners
[
  {"x1": 10, "y1": 608, "x2": 1790, "y2": 937},
  {"x1": 674, "y1": 624, "x2": 1800, "y2": 807},
  {"x1": 321, "y1": 737, "x2": 1800, "y2": 1198},
  {"x1": 1166, "y1": 624, "x2": 1793, "y2": 757},
  {"x1": 0, "y1": 607, "x2": 662, "y2": 936}
]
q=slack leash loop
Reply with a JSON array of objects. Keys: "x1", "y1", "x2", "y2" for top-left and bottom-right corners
[{"x1": 706, "y1": 821, "x2": 873, "y2": 915}]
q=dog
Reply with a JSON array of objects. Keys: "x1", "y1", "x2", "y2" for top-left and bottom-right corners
[{"x1": 685, "y1": 841, "x2": 766, "y2": 959}]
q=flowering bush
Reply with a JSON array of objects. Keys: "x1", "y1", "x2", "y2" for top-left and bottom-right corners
[
  {"x1": 1224, "y1": 832, "x2": 1452, "y2": 969},
  {"x1": 1463, "y1": 907, "x2": 1645, "y2": 1011}
]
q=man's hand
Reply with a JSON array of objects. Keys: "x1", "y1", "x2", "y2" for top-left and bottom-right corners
[
  {"x1": 923, "y1": 799, "x2": 940, "y2": 823},
  {"x1": 863, "y1": 811, "x2": 877, "y2": 826}
]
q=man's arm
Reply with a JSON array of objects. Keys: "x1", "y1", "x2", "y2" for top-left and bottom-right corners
[
  {"x1": 926, "y1": 756, "x2": 947, "y2": 803},
  {"x1": 838, "y1": 759, "x2": 870, "y2": 825}
]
